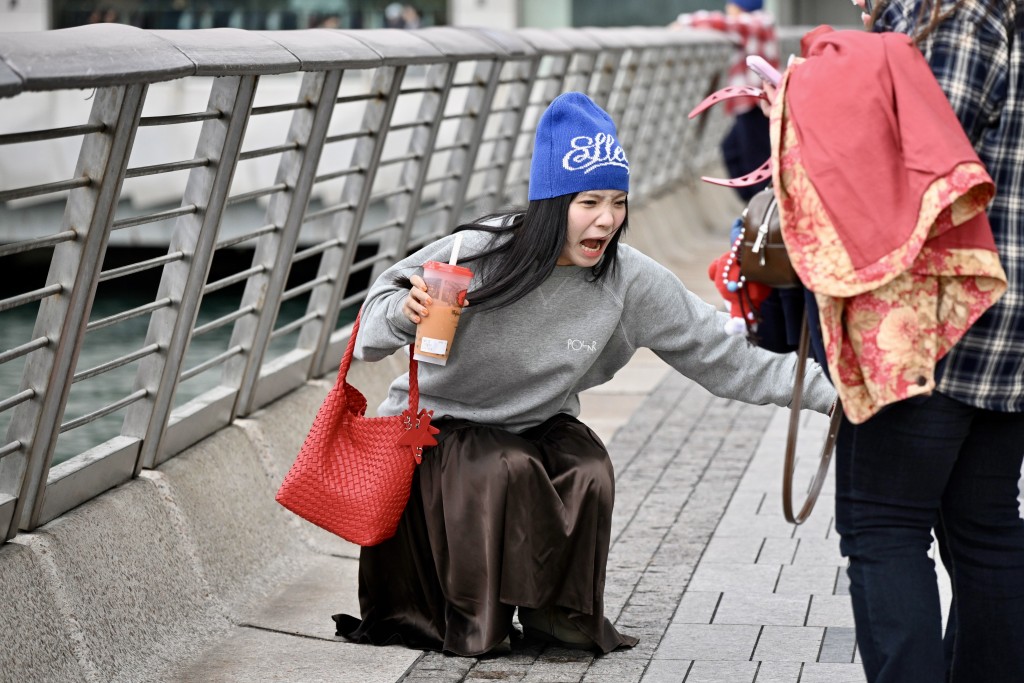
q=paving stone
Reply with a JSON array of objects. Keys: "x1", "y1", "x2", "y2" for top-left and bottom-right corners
[
  {"x1": 806, "y1": 595, "x2": 855, "y2": 629},
  {"x1": 617, "y1": 605, "x2": 678, "y2": 630},
  {"x1": 672, "y1": 591, "x2": 721, "y2": 624},
  {"x1": 684, "y1": 660, "x2": 758, "y2": 682},
  {"x1": 402, "y1": 673, "x2": 465, "y2": 683},
  {"x1": 627, "y1": 587, "x2": 686, "y2": 608},
  {"x1": 639, "y1": 659, "x2": 690, "y2": 683},
  {"x1": 402, "y1": 649, "x2": 474, "y2": 679},
  {"x1": 471, "y1": 656, "x2": 532, "y2": 670},
  {"x1": 520, "y1": 657, "x2": 589, "y2": 683},
  {"x1": 756, "y1": 538, "x2": 798, "y2": 565},
  {"x1": 687, "y1": 562, "x2": 782, "y2": 594},
  {"x1": 582, "y1": 657, "x2": 647, "y2": 682},
  {"x1": 775, "y1": 564, "x2": 841, "y2": 596},
  {"x1": 610, "y1": 636, "x2": 663, "y2": 663},
  {"x1": 651, "y1": 540, "x2": 707, "y2": 566},
  {"x1": 735, "y1": 464, "x2": 785, "y2": 494},
  {"x1": 615, "y1": 629, "x2": 670, "y2": 657},
  {"x1": 834, "y1": 567, "x2": 851, "y2": 595},
  {"x1": 412, "y1": 652, "x2": 473, "y2": 672},
  {"x1": 792, "y1": 537, "x2": 845, "y2": 566},
  {"x1": 466, "y1": 669, "x2": 527, "y2": 681},
  {"x1": 817, "y1": 626, "x2": 857, "y2": 663},
  {"x1": 611, "y1": 538, "x2": 666, "y2": 570},
  {"x1": 713, "y1": 513, "x2": 797, "y2": 539},
  {"x1": 798, "y1": 662, "x2": 867, "y2": 682},
  {"x1": 655, "y1": 624, "x2": 760, "y2": 661},
  {"x1": 699, "y1": 536, "x2": 762, "y2": 564},
  {"x1": 722, "y1": 491, "x2": 767, "y2": 517},
  {"x1": 790, "y1": 496, "x2": 836, "y2": 540},
  {"x1": 752, "y1": 626, "x2": 824, "y2": 662},
  {"x1": 632, "y1": 570, "x2": 691, "y2": 598},
  {"x1": 582, "y1": 674, "x2": 642, "y2": 683},
  {"x1": 712, "y1": 593, "x2": 810, "y2": 627},
  {"x1": 751, "y1": 661, "x2": 801, "y2": 682}
]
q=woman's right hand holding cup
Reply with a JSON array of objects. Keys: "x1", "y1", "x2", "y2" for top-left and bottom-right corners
[{"x1": 403, "y1": 275, "x2": 431, "y2": 324}]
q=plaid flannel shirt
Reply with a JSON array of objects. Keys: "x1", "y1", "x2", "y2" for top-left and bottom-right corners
[
  {"x1": 876, "y1": 0, "x2": 1024, "y2": 411},
  {"x1": 673, "y1": 10, "x2": 779, "y2": 115}
]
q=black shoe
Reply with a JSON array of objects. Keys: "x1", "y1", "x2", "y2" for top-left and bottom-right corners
[
  {"x1": 479, "y1": 634, "x2": 512, "y2": 657},
  {"x1": 517, "y1": 606, "x2": 594, "y2": 650}
]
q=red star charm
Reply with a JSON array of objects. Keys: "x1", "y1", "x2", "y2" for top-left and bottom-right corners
[{"x1": 397, "y1": 409, "x2": 440, "y2": 463}]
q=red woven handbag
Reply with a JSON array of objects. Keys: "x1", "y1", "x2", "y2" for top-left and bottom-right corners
[{"x1": 275, "y1": 310, "x2": 439, "y2": 546}]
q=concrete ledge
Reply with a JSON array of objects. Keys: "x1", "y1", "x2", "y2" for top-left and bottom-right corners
[
  {"x1": 0, "y1": 541, "x2": 84, "y2": 683},
  {"x1": 9, "y1": 477, "x2": 229, "y2": 683},
  {"x1": 151, "y1": 422, "x2": 313, "y2": 613}
]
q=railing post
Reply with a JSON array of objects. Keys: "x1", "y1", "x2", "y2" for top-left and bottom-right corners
[
  {"x1": 364, "y1": 60, "x2": 456, "y2": 287},
  {"x1": 473, "y1": 56, "x2": 537, "y2": 216},
  {"x1": 693, "y1": 43, "x2": 734, "y2": 172},
  {"x1": 0, "y1": 84, "x2": 145, "y2": 537},
  {"x1": 121, "y1": 75, "x2": 259, "y2": 471},
  {"x1": 503, "y1": 35, "x2": 571, "y2": 204},
  {"x1": 645, "y1": 40, "x2": 694, "y2": 194},
  {"x1": 583, "y1": 36, "x2": 624, "y2": 110},
  {"x1": 221, "y1": 68, "x2": 345, "y2": 416},
  {"x1": 631, "y1": 39, "x2": 674, "y2": 200},
  {"x1": 300, "y1": 66, "x2": 405, "y2": 381},
  {"x1": 615, "y1": 41, "x2": 661, "y2": 202},
  {"x1": 432, "y1": 57, "x2": 504, "y2": 232}
]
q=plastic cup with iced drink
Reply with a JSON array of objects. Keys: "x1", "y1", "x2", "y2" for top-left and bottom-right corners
[{"x1": 414, "y1": 261, "x2": 472, "y2": 366}]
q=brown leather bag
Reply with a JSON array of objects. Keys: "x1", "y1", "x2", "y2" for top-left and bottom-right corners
[{"x1": 740, "y1": 187, "x2": 802, "y2": 289}]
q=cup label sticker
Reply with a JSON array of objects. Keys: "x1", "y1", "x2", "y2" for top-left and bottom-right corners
[{"x1": 420, "y1": 337, "x2": 448, "y2": 354}]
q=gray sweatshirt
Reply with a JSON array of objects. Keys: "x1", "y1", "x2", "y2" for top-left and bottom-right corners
[{"x1": 355, "y1": 229, "x2": 836, "y2": 432}]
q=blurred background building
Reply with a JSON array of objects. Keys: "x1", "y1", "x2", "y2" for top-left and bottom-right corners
[{"x1": 2, "y1": 0, "x2": 858, "y2": 32}]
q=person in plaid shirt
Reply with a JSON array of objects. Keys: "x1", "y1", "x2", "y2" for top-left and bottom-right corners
[
  {"x1": 831, "y1": 2, "x2": 1024, "y2": 682},
  {"x1": 670, "y1": 0, "x2": 778, "y2": 200}
]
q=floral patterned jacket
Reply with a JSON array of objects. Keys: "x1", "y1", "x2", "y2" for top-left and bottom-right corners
[{"x1": 771, "y1": 27, "x2": 1007, "y2": 424}]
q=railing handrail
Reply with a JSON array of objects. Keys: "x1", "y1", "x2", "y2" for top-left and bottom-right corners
[{"x1": 0, "y1": 24, "x2": 732, "y2": 97}]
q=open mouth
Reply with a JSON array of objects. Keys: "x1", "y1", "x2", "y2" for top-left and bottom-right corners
[{"x1": 580, "y1": 238, "x2": 605, "y2": 255}]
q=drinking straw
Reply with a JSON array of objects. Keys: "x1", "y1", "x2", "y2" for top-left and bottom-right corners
[{"x1": 449, "y1": 233, "x2": 463, "y2": 266}]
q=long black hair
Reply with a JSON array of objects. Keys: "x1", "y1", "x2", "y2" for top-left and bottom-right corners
[
  {"x1": 867, "y1": 0, "x2": 968, "y2": 45},
  {"x1": 393, "y1": 193, "x2": 629, "y2": 309},
  {"x1": 452, "y1": 192, "x2": 629, "y2": 310}
]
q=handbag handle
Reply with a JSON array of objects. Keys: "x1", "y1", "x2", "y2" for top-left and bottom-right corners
[
  {"x1": 783, "y1": 310, "x2": 842, "y2": 524},
  {"x1": 338, "y1": 309, "x2": 419, "y2": 415}
]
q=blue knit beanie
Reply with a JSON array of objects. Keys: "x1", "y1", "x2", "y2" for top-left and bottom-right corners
[
  {"x1": 728, "y1": 0, "x2": 763, "y2": 11},
  {"x1": 528, "y1": 92, "x2": 630, "y2": 201}
]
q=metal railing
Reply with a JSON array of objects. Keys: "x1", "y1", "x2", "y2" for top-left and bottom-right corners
[{"x1": 0, "y1": 23, "x2": 732, "y2": 542}]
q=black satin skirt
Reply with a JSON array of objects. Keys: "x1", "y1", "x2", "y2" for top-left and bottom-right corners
[{"x1": 332, "y1": 413, "x2": 638, "y2": 656}]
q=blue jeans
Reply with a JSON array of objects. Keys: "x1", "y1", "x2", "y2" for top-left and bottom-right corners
[{"x1": 835, "y1": 391, "x2": 1024, "y2": 683}]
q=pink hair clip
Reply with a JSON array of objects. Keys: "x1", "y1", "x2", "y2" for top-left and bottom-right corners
[{"x1": 688, "y1": 85, "x2": 774, "y2": 188}]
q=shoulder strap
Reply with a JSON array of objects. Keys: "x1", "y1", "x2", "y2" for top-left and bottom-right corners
[
  {"x1": 783, "y1": 311, "x2": 842, "y2": 524},
  {"x1": 338, "y1": 309, "x2": 419, "y2": 414}
]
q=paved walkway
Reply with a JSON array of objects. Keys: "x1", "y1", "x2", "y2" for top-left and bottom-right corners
[{"x1": 170, "y1": 187, "x2": 1004, "y2": 683}]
